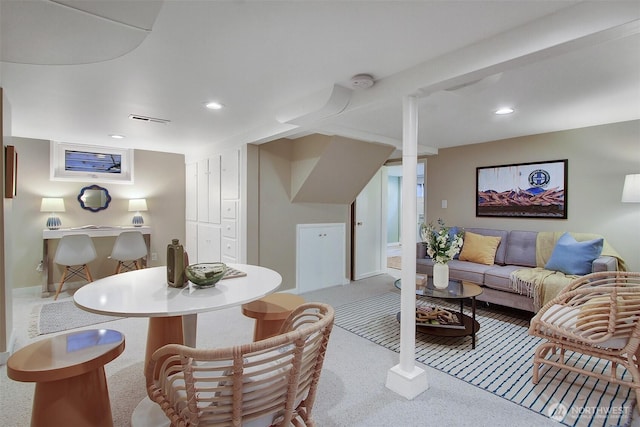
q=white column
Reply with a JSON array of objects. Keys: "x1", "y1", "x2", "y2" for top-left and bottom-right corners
[{"x1": 385, "y1": 95, "x2": 428, "y2": 399}]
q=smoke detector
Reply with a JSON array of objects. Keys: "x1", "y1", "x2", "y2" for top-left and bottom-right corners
[{"x1": 350, "y1": 74, "x2": 375, "y2": 90}]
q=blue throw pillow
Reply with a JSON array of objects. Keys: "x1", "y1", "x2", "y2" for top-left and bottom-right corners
[{"x1": 544, "y1": 233, "x2": 604, "y2": 275}]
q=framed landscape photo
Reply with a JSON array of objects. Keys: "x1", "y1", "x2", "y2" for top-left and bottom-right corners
[{"x1": 476, "y1": 159, "x2": 567, "y2": 219}]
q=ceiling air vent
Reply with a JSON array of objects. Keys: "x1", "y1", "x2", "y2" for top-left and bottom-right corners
[{"x1": 128, "y1": 114, "x2": 170, "y2": 124}]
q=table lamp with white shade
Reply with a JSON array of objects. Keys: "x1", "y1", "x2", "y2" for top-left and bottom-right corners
[
  {"x1": 622, "y1": 174, "x2": 640, "y2": 203},
  {"x1": 40, "y1": 198, "x2": 65, "y2": 230},
  {"x1": 128, "y1": 198, "x2": 148, "y2": 226}
]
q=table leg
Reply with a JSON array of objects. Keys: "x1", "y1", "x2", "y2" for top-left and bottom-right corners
[
  {"x1": 471, "y1": 296, "x2": 477, "y2": 349},
  {"x1": 143, "y1": 234, "x2": 151, "y2": 268},
  {"x1": 42, "y1": 239, "x2": 51, "y2": 296},
  {"x1": 31, "y1": 367, "x2": 113, "y2": 427},
  {"x1": 145, "y1": 316, "x2": 183, "y2": 376}
]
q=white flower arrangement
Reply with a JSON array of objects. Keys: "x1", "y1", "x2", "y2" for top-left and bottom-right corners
[{"x1": 420, "y1": 219, "x2": 464, "y2": 264}]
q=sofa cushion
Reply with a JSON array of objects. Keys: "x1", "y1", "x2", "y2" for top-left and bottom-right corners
[
  {"x1": 459, "y1": 232, "x2": 502, "y2": 265},
  {"x1": 447, "y1": 259, "x2": 493, "y2": 285},
  {"x1": 545, "y1": 233, "x2": 604, "y2": 275},
  {"x1": 505, "y1": 230, "x2": 537, "y2": 267},
  {"x1": 464, "y1": 228, "x2": 509, "y2": 264},
  {"x1": 484, "y1": 265, "x2": 528, "y2": 293}
]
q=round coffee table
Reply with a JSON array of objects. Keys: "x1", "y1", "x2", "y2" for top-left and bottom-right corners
[{"x1": 395, "y1": 278, "x2": 483, "y2": 348}]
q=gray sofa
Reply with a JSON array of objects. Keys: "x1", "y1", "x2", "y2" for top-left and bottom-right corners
[{"x1": 416, "y1": 228, "x2": 619, "y2": 313}]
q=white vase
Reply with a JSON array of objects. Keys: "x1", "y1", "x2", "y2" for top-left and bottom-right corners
[{"x1": 433, "y1": 262, "x2": 449, "y2": 289}]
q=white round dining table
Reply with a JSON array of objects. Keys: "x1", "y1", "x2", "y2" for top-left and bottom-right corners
[{"x1": 73, "y1": 264, "x2": 282, "y2": 369}]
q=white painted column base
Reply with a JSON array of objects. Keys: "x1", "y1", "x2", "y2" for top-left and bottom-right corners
[{"x1": 385, "y1": 363, "x2": 429, "y2": 400}]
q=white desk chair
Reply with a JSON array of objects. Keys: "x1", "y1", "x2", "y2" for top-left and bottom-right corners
[
  {"x1": 53, "y1": 234, "x2": 97, "y2": 300},
  {"x1": 110, "y1": 231, "x2": 148, "y2": 274}
]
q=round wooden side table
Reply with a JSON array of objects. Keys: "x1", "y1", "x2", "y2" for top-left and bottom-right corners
[
  {"x1": 7, "y1": 329, "x2": 125, "y2": 427},
  {"x1": 241, "y1": 293, "x2": 306, "y2": 341}
]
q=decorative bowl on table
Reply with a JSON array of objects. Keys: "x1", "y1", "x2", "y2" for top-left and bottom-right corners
[{"x1": 185, "y1": 262, "x2": 227, "y2": 288}]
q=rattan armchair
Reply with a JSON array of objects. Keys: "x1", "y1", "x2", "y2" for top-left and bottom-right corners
[
  {"x1": 145, "y1": 302, "x2": 334, "y2": 426},
  {"x1": 529, "y1": 271, "x2": 640, "y2": 408}
]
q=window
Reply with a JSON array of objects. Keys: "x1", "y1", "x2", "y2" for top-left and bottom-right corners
[{"x1": 50, "y1": 141, "x2": 134, "y2": 184}]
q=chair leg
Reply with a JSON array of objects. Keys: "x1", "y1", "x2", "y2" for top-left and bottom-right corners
[
  {"x1": 84, "y1": 264, "x2": 93, "y2": 282},
  {"x1": 532, "y1": 342, "x2": 555, "y2": 384},
  {"x1": 54, "y1": 265, "x2": 93, "y2": 299},
  {"x1": 54, "y1": 267, "x2": 69, "y2": 301},
  {"x1": 115, "y1": 260, "x2": 142, "y2": 274}
]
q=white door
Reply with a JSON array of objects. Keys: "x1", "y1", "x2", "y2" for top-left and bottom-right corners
[
  {"x1": 185, "y1": 162, "x2": 197, "y2": 221},
  {"x1": 296, "y1": 223, "x2": 346, "y2": 293},
  {"x1": 353, "y1": 169, "x2": 386, "y2": 280},
  {"x1": 197, "y1": 223, "x2": 221, "y2": 263}
]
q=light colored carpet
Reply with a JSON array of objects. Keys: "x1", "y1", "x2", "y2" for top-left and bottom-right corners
[
  {"x1": 387, "y1": 256, "x2": 402, "y2": 270},
  {"x1": 334, "y1": 291, "x2": 635, "y2": 427},
  {"x1": 30, "y1": 300, "x2": 123, "y2": 337},
  {"x1": 4, "y1": 276, "x2": 634, "y2": 427}
]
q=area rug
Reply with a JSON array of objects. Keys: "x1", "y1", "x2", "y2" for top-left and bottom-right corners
[
  {"x1": 334, "y1": 292, "x2": 635, "y2": 427},
  {"x1": 387, "y1": 256, "x2": 402, "y2": 270},
  {"x1": 30, "y1": 300, "x2": 124, "y2": 337}
]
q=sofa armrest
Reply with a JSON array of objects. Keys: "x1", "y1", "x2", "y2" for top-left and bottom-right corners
[
  {"x1": 416, "y1": 242, "x2": 427, "y2": 259},
  {"x1": 592, "y1": 256, "x2": 618, "y2": 273}
]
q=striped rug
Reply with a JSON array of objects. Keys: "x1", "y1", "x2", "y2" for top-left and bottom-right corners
[{"x1": 334, "y1": 292, "x2": 635, "y2": 427}]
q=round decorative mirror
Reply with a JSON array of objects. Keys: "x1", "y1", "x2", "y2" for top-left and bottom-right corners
[{"x1": 77, "y1": 185, "x2": 111, "y2": 212}]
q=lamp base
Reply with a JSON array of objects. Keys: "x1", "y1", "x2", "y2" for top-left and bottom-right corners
[
  {"x1": 46, "y1": 216, "x2": 61, "y2": 230},
  {"x1": 132, "y1": 214, "x2": 144, "y2": 227}
]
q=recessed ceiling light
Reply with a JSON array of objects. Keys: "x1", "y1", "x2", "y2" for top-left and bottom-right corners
[
  {"x1": 495, "y1": 107, "x2": 514, "y2": 115},
  {"x1": 205, "y1": 101, "x2": 224, "y2": 110},
  {"x1": 110, "y1": 134, "x2": 125, "y2": 139}
]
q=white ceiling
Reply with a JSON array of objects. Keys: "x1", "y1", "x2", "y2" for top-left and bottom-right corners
[{"x1": 1, "y1": 1, "x2": 639, "y2": 158}]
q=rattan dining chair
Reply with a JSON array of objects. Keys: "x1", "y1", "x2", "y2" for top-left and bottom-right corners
[
  {"x1": 53, "y1": 234, "x2": 97, "y2": 300},
  {"x1": 109, "y1": 231, "x2": 148, "y2": 274},
  {"x1": 145, "y1": 302, "x2": 334, "y2": 427},
  {"x1": 529, "y1": 271, "x2": 640, "y2": 410}
]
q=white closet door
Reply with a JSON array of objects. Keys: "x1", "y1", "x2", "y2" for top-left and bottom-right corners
[
  {"x1": 185, "y1": 162, "x2": 198, "y2": 221},
  {"x1": 197, "y1": 224, "x2": 221, "y2": 263},
  {"x1": 296, "y1": 223, "x2": 346, "y2": 293},
  {"x1": 323, "y1": 225, "x2": 346, "y2": 286},
  {"x1": 185, "y1": 221, "x2": 198, "y2": 263},
  {"x1": 221, "y1": 149, "x2": 239, "y2": 200},
  {"x1": 197, "y1": 159, "x2": 209, "y2": 222},
  {"x1": 196, "y1": 157, "x2": 221, "y2": 223},
  {"x1": 207, "y1": 156, "x2": 221, "y2": 224}
]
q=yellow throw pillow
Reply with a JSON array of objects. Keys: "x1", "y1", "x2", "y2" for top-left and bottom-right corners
[{"x1": 458, "y1": 232, "x2": 501, "y2": 265}]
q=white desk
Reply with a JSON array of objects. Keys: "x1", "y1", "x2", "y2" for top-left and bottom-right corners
[
  {"x1": 42, "y1": 226, "x2": 151, "y2": 296},
  {"x1": 73, "y1": 264, "x2": 282, "y2": 369}
]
